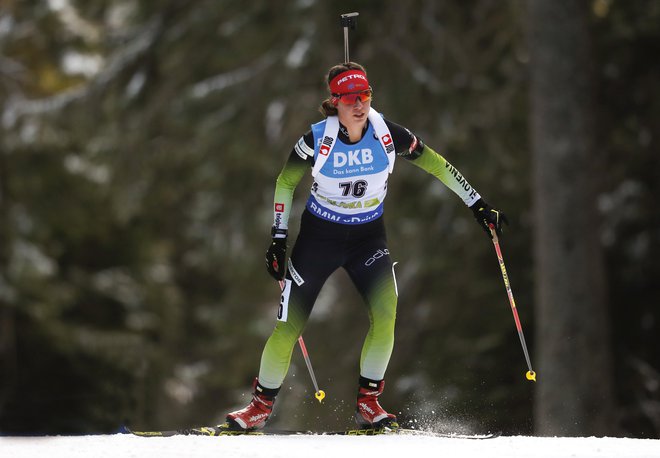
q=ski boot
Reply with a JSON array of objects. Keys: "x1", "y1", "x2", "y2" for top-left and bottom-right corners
[
  {"x1": 355, "y1": 376, "x2": 398, "y2": 429},
  {"x1": 225, "y1": 378, "x2": 279, "y2": 430}
]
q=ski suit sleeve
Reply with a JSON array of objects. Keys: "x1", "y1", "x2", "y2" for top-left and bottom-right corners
[
  {"x1": 407, "y1": 145, "x2": 481, "y2": 207},
  {"x1": 383, "y1": 119, "x2": 481, "y2": 207},
  {"x1": 272, "y1": 133, "x2": 313, "y2": 232}
]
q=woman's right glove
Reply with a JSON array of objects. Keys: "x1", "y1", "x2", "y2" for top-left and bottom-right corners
[
  {"x1": 470, "y1": 198, "x2": 508, "y2": 238},
  {"x1": 265, "y1": 228, "x2": 287, "y2": 281}
]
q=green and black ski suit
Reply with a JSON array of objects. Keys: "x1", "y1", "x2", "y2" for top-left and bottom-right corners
[{"x1": 258, "y1": 108, "x2": 481, "y2": 389}]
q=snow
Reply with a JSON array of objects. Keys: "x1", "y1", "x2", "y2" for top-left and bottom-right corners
[{"x1": 2, "y1": 434, "x2": 659, "y2": 458}]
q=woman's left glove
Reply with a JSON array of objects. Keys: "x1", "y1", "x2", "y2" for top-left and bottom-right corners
[
  {"x1": 265, "y1": 228, "x2": 287, "y2": 281},
  {"x1": 470, "y1": 198, "x2": 508, "y2": 238}
]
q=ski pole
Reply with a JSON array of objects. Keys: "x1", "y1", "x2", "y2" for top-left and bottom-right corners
[
  {"x1": 278, "y1": 280, "x2": 326, "y2": 402},
  {"x1": 488, "y1": 224, "x2": 537, "y2": 382},
  {"x1": 340, "y1": 12, "x2": 359, "y2": 64}
]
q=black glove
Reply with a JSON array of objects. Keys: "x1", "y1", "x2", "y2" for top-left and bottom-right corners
[
  {"x1": 265, "y1": 228, "x2": 287, "y2": 281},
  {"x1": 470, "y1": 198, "x2": 508, "y2": 238}
]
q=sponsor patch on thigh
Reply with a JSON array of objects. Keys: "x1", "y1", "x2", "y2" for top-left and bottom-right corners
[{"x1": 365, "y1": 248, "x2": 390, "y2": 266}]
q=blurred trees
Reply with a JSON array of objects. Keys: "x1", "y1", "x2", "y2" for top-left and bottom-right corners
[
  {"x1": 528, "y1": 0, "x2": 614, "y2": 436},
  {"x1": 0, "y1": 0, "x2": 658, "y2": 438}
]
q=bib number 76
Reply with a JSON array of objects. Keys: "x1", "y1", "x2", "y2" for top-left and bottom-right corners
[{"x1": 339, "y1": 180, "x2": 368, "y2": 198}]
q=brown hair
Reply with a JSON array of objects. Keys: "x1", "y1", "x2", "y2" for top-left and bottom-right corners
[{"x1": 319, "y1": 62, "x2": 368, "y2": 117}]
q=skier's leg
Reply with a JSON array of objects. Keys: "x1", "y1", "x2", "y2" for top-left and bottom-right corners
[
  {"x1": 259, "y1": 237, "x2": 339, "y2": 388},
  {"x1": 257, "y1": 274, "x2": 324, "y2": 389},
  {"x1": 345, "y1": 237, "x2": 398, "y2": 427},
  {"x1": 258, "y1": 211, "x2": 343, "y2": 389},
  {"x1": 227, "y1": 232, "x2": 338, "y2": 430},
  {"x1": 345, "y1": 240, "x2": 398, "y2": 381},
  {"x1": 226, "y1": 276, "x2": 325, "y2": 430}
]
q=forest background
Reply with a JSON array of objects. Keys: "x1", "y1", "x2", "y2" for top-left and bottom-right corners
[{"x1": 1, "y1": 0, "x2": 658, "y2": 439}]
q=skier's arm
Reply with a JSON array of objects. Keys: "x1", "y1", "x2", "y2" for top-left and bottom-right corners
[
  {"x1": 385, "y1": 119, "x2": 480, "y2": 206},
  {"x1": 272, "y1": 132, "x2": 314, "y2": 234},
  {"x1": 266, "y1": 138, "x2": 312, "y2": 281},
  {"x1": 406, "y1": 145, "x2": 480, "y2": 207},
  {"x1": 385, "y1": 119, "x2": 507, "y2": 236},
  {"x1": 409, "y1": 146, "x2": 508, "y2": 236}
]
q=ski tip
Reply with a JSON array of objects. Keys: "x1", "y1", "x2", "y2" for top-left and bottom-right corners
[
  {"x1": 122, "y1": 426, "x2": 147, "y2": 436},
  {"x1": 126, "y1": 428, "x2": 168, "y2": 437}
]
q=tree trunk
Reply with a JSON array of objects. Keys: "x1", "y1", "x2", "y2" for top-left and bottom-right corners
[
  {"x1": 528, "y1": 0, "x2": 616, "y2": 436},
  {"x1": 0, "y1": 145, "x2": 17, "y2": 413}
]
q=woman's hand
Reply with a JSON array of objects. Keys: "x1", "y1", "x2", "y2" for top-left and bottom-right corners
[{"x1": 470, "y1": 198, "x2": 508, "y2": 238}]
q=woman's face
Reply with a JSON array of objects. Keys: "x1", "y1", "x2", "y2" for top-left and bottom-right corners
[{"x1": 335, "y1": 90, "x2": 371, "y2": 128}]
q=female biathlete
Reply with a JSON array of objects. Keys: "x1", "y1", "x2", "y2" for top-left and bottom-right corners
[{"x1": 224, "y1": 62, "x2": 507, "y2": 431}]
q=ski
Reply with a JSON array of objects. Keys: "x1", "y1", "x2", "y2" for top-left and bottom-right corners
[
  {"x1": 126, "y1": 424, "x2": 289, "y2": 437},
  {"x1": 126, "y1": 423, "x2": 499, "y2": 439},
  {"x1": 317, "y1": 428, "x2": 499, "y2": 439}
]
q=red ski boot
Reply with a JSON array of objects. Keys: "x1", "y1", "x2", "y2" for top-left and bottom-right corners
[
  {"x1": 355, "y1": 377, "x2": 398, "y2": 428},
  {"x1": 226, "y1": 378, "x2": 279, "y2": 430}
]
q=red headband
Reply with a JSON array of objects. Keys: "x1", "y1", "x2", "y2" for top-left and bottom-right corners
[{"x1": 329, "y1": 70, "x2": 370, "y2": 95}]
